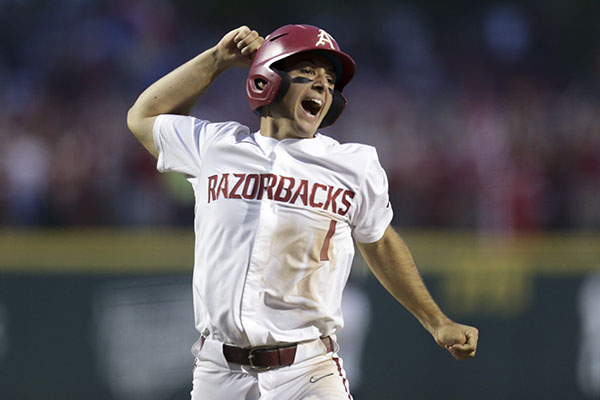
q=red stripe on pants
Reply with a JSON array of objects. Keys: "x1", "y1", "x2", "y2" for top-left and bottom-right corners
[{"x1": 333, "y1": 356, "x2": 352, "y2": 399}]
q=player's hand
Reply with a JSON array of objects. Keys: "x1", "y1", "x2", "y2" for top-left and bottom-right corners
[
  {"x1": 432, "y1": 322, "x2": 478, "y2": 360},
  {"x1": 214, "y1": 26, "x2": 264, "y2": 69}
]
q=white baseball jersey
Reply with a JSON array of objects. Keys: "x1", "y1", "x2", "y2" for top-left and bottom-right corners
[{"x1": 153, "y1": 114, "x2": 393, "y2": 354}]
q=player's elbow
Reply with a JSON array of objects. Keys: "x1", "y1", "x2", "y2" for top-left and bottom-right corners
[
  {"x1": 127, "y1": 105, "x2": 150, "y2": 139},
  {"x1": 127, "y1": 92, "x2": 151, "y2": 129},
  {"x1": 126, "y1": 106, "x2": 159, "y2": 158},
  {"x1": 127, "y1": 105, "x2": 141, "y2": 135}
]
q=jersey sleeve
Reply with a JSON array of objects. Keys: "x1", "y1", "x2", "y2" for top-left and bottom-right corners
[
  {"x1": 350, "y1": 148, "x2": 393, "y2": 243},
  {"x1": 153, "y1": 114, "x2": 245, "y2": 178}
]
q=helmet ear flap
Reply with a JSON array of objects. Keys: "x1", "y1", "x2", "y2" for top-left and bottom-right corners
[
  {"x1": 253, "y1": 69, "x2": 291, "y2": 116},
  {"x1": 320, "y1": 90, "x2": 346, "y2": 128}
]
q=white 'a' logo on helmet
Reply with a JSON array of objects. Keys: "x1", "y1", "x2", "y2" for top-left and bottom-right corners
[{"x1": 315, "y1": 29, "x2": 336, "y2": 49}]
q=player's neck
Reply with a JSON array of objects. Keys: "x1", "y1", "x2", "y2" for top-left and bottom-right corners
[{"x1": 259, "y1": 116, "x2": 316, "y2": 140}]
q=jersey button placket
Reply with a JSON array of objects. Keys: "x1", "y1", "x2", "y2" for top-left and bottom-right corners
[{"x1": 239, "y1": 146, "x2": 278, "y2": 345}]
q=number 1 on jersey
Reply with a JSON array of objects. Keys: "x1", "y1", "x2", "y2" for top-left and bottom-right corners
[{"x1": 319, "y1": 220, "x2": 337, "y2": 261}]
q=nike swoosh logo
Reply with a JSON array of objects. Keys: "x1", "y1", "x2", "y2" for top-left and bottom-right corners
[{"x1": 309, "y1": 373, "x2": 334, "y2": 383}]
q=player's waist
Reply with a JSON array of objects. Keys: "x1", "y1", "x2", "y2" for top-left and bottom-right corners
[{"x1": 195, "y1": 336, "x2": 337, "y2": 370}]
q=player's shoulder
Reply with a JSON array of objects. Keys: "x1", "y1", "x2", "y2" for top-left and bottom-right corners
[
  {"x1": 185, "y1": 116, "x2": 252, "y2": 145},
  {"x1": 158, "y1": 114, "x2": 249, "y2": 135},
  {"x1": 317, "y1": 133, "x2": 378, "y2": 159},
  {"x1": 192, "y1": 117, "x2": 250, "y2": 137}
]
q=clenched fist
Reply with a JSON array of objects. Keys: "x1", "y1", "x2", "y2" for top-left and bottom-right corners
[
  {"x1": 214, "y1": 26, "x2": 264, "y2": 69},
  {"x1": 433, "y1": 322, "x2": 479, "y2": 360}
]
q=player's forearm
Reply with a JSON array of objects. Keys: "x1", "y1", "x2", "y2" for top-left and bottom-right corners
[
  {"x1": 126, "y1": 27, "x2": 262, "y2": 158},
  {"x1": 129, "y1": 46, "x2": 227, "y2": 119},
  {"x1": 357, "y1": 226, "x2": 452, "y2": 334}
]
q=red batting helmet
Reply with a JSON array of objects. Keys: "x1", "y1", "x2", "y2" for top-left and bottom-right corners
[{"x1": 246, "y1": 24, "x2": 356, "y2": 128}]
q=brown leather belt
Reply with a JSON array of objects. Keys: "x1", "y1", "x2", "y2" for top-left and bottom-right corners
[{"x1": 222, "y1": 336, "x2": 334, "y2": 369}]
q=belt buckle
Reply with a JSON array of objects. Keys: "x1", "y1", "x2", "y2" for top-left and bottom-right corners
[{"x1": 247, "y1": 346, "x2": 272, "y2": 370}]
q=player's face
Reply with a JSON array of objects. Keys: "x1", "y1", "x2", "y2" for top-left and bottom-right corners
[{"x1": 274, "y1": 54, "x2": 337, "y2": 137}]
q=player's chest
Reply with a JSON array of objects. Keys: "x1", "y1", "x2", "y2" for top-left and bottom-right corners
[{"x1": 198, "y1": 142, "x2": 358, "y2": 218}]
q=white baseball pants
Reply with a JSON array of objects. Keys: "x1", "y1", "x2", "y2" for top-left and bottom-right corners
[{"x1": 190, "y1": 337, "x2": 353, "y2": 400}]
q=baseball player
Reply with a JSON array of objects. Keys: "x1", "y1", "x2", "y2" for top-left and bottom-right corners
[{"x1": 127, "y1": 24, "x2": 478, "y2": 399}]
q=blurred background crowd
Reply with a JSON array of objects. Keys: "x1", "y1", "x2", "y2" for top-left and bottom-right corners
[
  {"x1": 1, "y1": 2, "x2": 599, "y2": 399},
  {"x1": 0, "y1": 0, "x2": 598, "y2": 232}
]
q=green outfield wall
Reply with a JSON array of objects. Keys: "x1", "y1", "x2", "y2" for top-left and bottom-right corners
[{"x1": 0, "y1": 229, "x2": 598, "y2": 399}]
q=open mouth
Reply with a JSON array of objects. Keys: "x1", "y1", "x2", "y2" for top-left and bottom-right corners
[{"x1": 301, "y1": 98, "x2": 323, "y2": 117}]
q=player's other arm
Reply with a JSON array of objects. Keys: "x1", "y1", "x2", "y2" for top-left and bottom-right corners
[
  {"x1": 356, "y1": 225, "x2": 479, "y2": 360},
  {"x1": 126, "y1": 26, "x2": 264, "y2": 158}
]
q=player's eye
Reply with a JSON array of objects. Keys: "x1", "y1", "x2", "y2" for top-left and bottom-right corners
[{"x1": 300, "y1": 68, "x2": 314, "y2": 75}]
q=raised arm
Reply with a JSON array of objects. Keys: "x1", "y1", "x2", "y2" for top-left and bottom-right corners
[
  {"x1": 126, "y1": 26, "x2": 264, "y2": 157},
  {"x1": 356, "y1": 225, "x2": 478, "y2": 360}
]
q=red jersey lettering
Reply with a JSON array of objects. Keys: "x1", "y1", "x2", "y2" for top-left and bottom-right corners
[
  {"x1": 338, "y1": 190, "x2": 355, "y2": 216},
  {"x1": 216, "y1": 174, "x2": 229, "y2": 200},
  {"x1": 259, "y1": 174, "x2": 278, "y2": 200},
  {"x1": 324, "y1": 186, "x2": 343, "y2": 214},
  {"x1": 207, "y1": 175, "x2": 218, "y2": 203},
  {"x1": 229, "y1": 173, "x2": 245, "y2": 199},
  {"x1": 309, "y1": 183, "x2": 327, "y2": 208},
  {"x1": 207, "y1": 172, "x2": 354, "y2": 216},
  {"x1": 243, "y1": 174, "x2": 260, "y2": 199},
  {"x1": 290, "y1": 179, "x2": 309, "y2": 206},
  {"x1": 274, "y1": 176, "x2": 295, "y2": 202}
]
